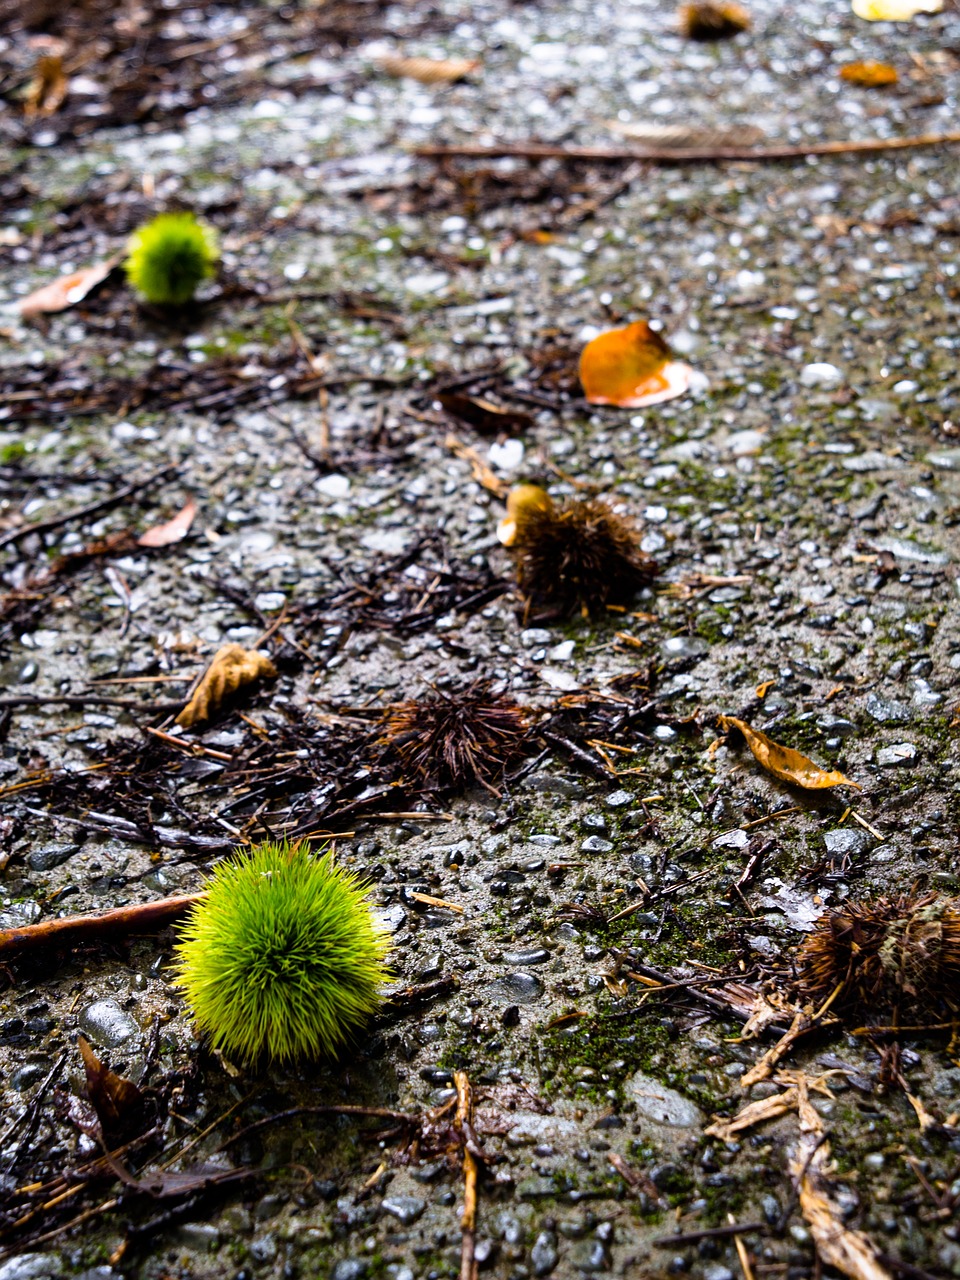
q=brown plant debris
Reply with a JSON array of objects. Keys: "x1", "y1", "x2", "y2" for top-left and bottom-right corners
[
  {"x1": 717, "y1": 715, "x2": 859, "y2": 791},
  {"x1": 176, "y1": 644, "x2": 277, "y2": 729},
  {"x1": 376, "y1": 54, "x2": 481, "y2": 84},
  {"x1": 379, "y1": 680, "x2": 531, "y2": 793},
  {"x1": 78, "y1": 1036, "x2": 148, "y2": 1148},
  {"x1": 499, "y1": 486, "x2": 659, "y2": 618},
  {"x1": 678, "y1": 2, "x2": 752, "y2": 40},
  {"x1": 797, "y1": 893, "x2": 960, "y2": 1019}
]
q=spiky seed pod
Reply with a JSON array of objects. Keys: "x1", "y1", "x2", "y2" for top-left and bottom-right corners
[
  {"x1": 174, "y1": 842, "x2": 389, "y2": 1064},
  {"x1": 125, "y1": 212, "x2": 219, "y2": 306},
  {"x1": 381, "y1": 680, "x2": 530, "y2": 793},
  {"x1": 499, "y1": 485, "x2": 659, "y2": 618},
  {"x1": 797, "y1": 893, "x2": 960, "y2": 1018},
  {"x1": 678, "y1": 2, "x2": 751, "y2": 40}
]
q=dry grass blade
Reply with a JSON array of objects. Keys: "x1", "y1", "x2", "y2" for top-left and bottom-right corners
[
  {"x1": 718, "y1": 715, "x2": 859, "y2": 791},
  {"x1": 176, "y1": 644, "x2": 277, "y2": 728},
  {"x1": 605, "y1": 121, "x2": 765, "y2": 148},
  {"x1": 376, "y1": 54, "x2": 481, "y2": 84},
  {"x1": 705, "y1": 1088, "x2": 800, "y2": 1142}
]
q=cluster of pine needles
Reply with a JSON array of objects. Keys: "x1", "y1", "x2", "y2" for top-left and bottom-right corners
[{"x1": 379, "y1": 680, "x2": 531, "y2": 794}]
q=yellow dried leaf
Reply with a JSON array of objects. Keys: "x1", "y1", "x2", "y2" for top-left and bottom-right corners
[
  {"x1": 852, "y1": 0, "x2": 941, "y2": 16},
  {"x1": 176, "y1": 644, "x2": 277, "y2": 728},
  {"x1": 718, "y1": 715, "x2": 859, "y2": 790},
  {"x1": 376, "y1": 54, "x2": 481, "y2": 84}
]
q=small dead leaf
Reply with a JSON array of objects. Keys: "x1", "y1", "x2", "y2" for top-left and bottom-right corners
[
  {"x1": 437, "y1": 393, "x2": 533, "y2": 435},
  {"x1": 840, "y1": 60, "x2": 899, "y2": 86},
  {"x1": 678, "y1": 2, "x2": 752, "y2": 40},
  {"x1": 138, "y1": 498, "x2": 197, "y2": 548},
  {"x1": 718, "y1": 715, "x2": 860, "y2": 791},
  {"x1": 444, "y1": 433, "x2": 507, "y2": 496},
  {"x1": 78, "y1": 1034, "x2": 146, "y2": 1145},
  {"x1": 23, "y1": 54, "x2": 67, "y2": 119},
  {"x1": 579, "y1": 321, "x2": 691, "y2": 409},
  {"x1": 755, "y1": 679, "x2": 777, "y2": 699},
  {"x1": 497, "y1": 484, "x2": 554, "y2": 547},
  {"x1": 376, "y1": 54, "x2": 480, "y2": 84},
  {"x1": 17, "y1": 258, "x2": 119, "y2": 319},
  {"x1": 176, "y1": 643, "x2": 277, "y2": 728},
  {"x1": 605, "y1": 120, "x2": 765, "y2": 148},
  {"x1": 704, "y1": 1087, "x2": 799, "y2": 1142},
  {"x1": 852, "y1": 0, "x2": 941, "y2": 17}
]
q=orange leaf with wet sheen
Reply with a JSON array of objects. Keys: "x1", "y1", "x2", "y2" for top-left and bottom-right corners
[{"x1": 579, "y1": 321, "x2": 691, "y2": 409}]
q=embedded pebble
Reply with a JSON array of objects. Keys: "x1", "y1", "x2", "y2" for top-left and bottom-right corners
[
  {"x1": 76, "y1": 1000, "x2": 139, "y2": 1048},
  {"x1": 625, "y1": 1071, "x2": 703, "y2": 1128},
  {"x1": 876, "y1": 743, "x2": 919, "y2": 767}
]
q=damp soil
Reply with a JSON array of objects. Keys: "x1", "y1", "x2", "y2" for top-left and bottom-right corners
[{"x1": 2, "y1": 1, "x2": 960, "y2": 1277}]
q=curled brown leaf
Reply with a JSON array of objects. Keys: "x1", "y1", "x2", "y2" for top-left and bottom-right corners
[
  {"x1": 718, "y1": 715, "x2": 859, "y2": 791},
  {"x1": 78, "y1": 1034, "x2": 146, "y2": 1145},
  {"x1": 176, "y1": 643, "x2": 277, "y2": 728}
]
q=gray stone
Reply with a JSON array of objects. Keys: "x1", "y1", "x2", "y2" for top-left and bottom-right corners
[
  {"x1": 927, "y1": 448, "x2": 960, "y2": 470},
  {"x1": 249, "y1": 1235, "x2": 278, "y2": 1262},
  {"x1": 177, "y1": 1223, "x2": 220, "y2": 1251},
  {"x1": 380, "y1": 1195, "x2": 425, "y2": 1225},
  {"x1": 625, "y1": 1071, "x2": 703, "y2": 1128},
  {"x1": 489, "y1": 973, "x2": 543, "y2": 1004},
  {"x1": 605, "y1": 790, "x2": 633, "y2": 808},
  {"x1": 876, "y1": 743, "x2": 919, "y2": 767},
  {"x1": 713, "y1": 829, "x2": 749, "y2": 850},
  {"x1": 865, "y1": 693, "x2": 911, "y2": 725},
  {"x1": 823, "y1": 829, "x2": 872, "y2": 857},
  {"x1": 26, "y1": 844, "x2": 79, "y2": 872},
  {"x1": 703, "y1": 1267, "x2": 735, "y2": 1280},
  {"x1": 532, "y1": 1229, "x2": 559, "y2": 1276},
  {"x1": 501, "y1": 948, "x2": 551, "y2": 966},
  {"x1": 332, "y1": 1262, "x2": 368, "y2": 1280},
  {"x1": 817, "y1": 717, "x2": 856, "y2": 738},
  {"x1": 660, "y1": 636, "x2": 709, "y2": 659},
  {"x1": 524, "y1": 775, "x2": 585, "y2": 798},
  {"x1": 0, "y1": 1258, "x2": 62, "y2": 1280},
  {"x1": 580, "y1": 836, "x2": 613, "y2": 853},
  {"x1": 77, "y1": 1000, "x2": 139, "y2": 1048}
]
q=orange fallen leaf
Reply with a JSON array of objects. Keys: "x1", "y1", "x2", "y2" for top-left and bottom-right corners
[
  {"x1": 376, "y1": 54, "x2": 481, "y2": 84},
  {"x1": 718, "y1": 715, "x2": 859, "y2": 790},
  {"x1": 176, "y1": 644, "x2": 277, "y2": 728},
  {"x1": 497, "y1": 484, "x2": 554, "y2": 547},
  {"x1": 138, "y1": 498, "x2": 197, "y2": 548},
  {"x1": 17, "y1": 257, "x2": 119, "y2": 318},
  {"x1": 579, "y1": 321, "x2": 691, "y2": 408},
  {"x1": 840, "y1": 60, "x2": 899, "y2": 86},
  {"x1": 78, "y1": 1035, "x2": 146, "y2": 1146}
]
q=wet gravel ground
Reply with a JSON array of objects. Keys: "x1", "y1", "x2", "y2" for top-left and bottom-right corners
[{"x1": 2, "y1": 0, "x2": 960, "y2": 1277}]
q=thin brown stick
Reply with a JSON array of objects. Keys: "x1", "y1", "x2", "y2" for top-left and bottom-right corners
[
  {"x1": 0, "y1": 464, "x2": 179, "y2": 552},
  {"x1": 216, "y1": 1105, "x2": 416, "y2": 1151},
  {"x1": 415, "y1": 131, "x2": 960, "y2": 166},
  {"x1": 653, "y1": 1222, "x2": 767, "y2": 1248},
  {"x1": 454, "y1": 1070, "x2": 479, "y2": 1280},
  {"x1": 0, "y1": 694, "x2": 184, "y2": 712},
  {"x1": 0, "y1": 894, "x2": 204, "y2": 959}
]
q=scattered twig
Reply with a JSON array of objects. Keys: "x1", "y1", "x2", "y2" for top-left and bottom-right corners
[
  {"x1": 653, "y1": 1222, "x2": 767, "y2": 1248},
  {"x1": 0, "y1": 894, "x2": 204, "y2": 959},
  {"x1": 0, "y1": 464, "x2": 179, "y2": 552},
  {"x1": 454, "y1": 1070, "x2": 480, "y2": 1280},
  {"x1": 414, "y1": 131, "x2": 960, "y2": 166}
]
